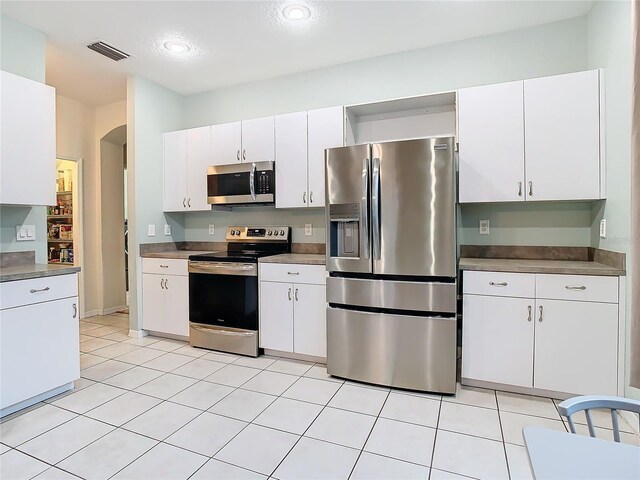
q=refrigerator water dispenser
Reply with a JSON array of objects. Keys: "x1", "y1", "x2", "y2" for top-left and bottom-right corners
[{"x1": 329, "y1": 203, "x2": 360, "y2": 258}]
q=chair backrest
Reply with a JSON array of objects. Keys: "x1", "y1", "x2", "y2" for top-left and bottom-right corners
[{"x1": 557, "y1": 395, "x2": 640, "y2": 443}]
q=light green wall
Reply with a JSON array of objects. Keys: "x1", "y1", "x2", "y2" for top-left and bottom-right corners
[
  {"x1": 127, "y1": 77, "x2": 185, "y2": 329},
  {"x1": 586, "y1": 0, "x2": 637, "y2": 400},
  {"x1": 182, "y1": 16, "x2": 591, "y2": 246},
  {"x1": 0, "y1": 15, "x2": 47, "y2": 263}
]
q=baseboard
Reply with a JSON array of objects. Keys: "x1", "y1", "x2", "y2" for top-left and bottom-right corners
[
  {"x1": 461, "y1": 378, "x2": 572, "y2": 400},
  {"x1": 101, "y1": 305, "x2": 129, "y2": 315},
  {"x1": 128, "y1": 329, "x2": 147, "y2": 339},
  {"x1": 1, "y1": 382, "x2": 74, "y2": 418},
  {"x1": 82, "y1": 309, "x2": 99, "y2": 319},
  {"x1": 264, "y1": 349, "x2": 326, "y2": 365}
]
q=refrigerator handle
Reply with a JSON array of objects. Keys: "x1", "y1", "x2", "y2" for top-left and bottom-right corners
[
  {"x1": 372, "y1": 157, "x2": 381, "y2": 260},
  {"x1": 362, "y1": 158, "x2": 370, "y2": 260}
]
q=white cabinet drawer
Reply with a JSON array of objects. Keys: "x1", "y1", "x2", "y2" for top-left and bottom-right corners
[
  {"x1": 260, "y1": 263, "x2": 326, "y2": 285},
  {"x1": 536, "y1": 274, "x2": 618, "y2": 303},
  {"x1": 141, "y1": 258, "x2": 188, "y2": 276},
  {"x1": 463, "y1": 271, "x2": 535, "y2": 298},
  {"x1": 0, "y1": 273, "x2": 78, "y2": 310}
]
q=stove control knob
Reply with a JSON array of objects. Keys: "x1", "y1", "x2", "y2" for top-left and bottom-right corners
[
  {"x1": 229, "y1": 231, "x2": 235, "y2": 236},
  {"x1": 235, "y1": 230, "x2": 241, "y2": 236},
  {"x1": 279, "y1": 230, "x2": 285, "y2": 236},
  {"x1": 267, "y1": 230, "x2": 272, "y2": 236}
]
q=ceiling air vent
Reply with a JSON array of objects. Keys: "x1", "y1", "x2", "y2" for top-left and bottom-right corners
[{"x1": 87, "y1": 41, "x2": 129, "y2": 61}]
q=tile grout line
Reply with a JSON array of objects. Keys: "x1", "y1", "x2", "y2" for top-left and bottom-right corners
[
  {"x1": 426, "y1": 394, "x2": 444, "y2": 480},
  {"x1": 495, "y1": 389, "x2": 513, "y2": 480}
]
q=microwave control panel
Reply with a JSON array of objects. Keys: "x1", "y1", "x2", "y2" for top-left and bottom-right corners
[{"x1": 256, "y1": 170, "x2": 275, "y2": 194}]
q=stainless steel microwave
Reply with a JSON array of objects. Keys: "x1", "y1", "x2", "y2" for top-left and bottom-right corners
[{"x1": 207, "y1": 161, "x2": 275, "y2": 206}]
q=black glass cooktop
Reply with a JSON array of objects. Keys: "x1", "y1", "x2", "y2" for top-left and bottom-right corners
[{"x1": 189, "y1": 251, "x2": 284, "y2": 263}]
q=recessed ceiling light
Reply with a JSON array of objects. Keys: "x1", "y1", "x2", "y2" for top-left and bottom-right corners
[
  {"x1": 163, "y1": 40, "x2": 191, "y2": 54},
  {"x1": 282, "y1": 4, "x2": 310, "y2": 21}
]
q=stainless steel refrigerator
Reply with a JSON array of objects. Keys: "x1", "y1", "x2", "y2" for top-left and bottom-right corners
[{"x1": 325, "y1": 137, "x2": 457, "y2": 393}]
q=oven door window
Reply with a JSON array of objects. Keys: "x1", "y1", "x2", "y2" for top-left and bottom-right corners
[
  {"x1": 208, "y1": 172, "x2": 251, "y2": 197},
  {"x1": 189, "y1": 272, "x2": 258, "y2": 330}
]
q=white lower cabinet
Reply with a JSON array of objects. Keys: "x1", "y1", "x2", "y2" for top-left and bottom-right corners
[
  {"x1": 462, "y1": 271, "x2": 621, "y2": 396},
  {"x1": 1, "y1": 274, "x2": 79, "y2": 416},
  {"x1": 142, "y1": 259, "x2": 189, "y2": 337},
  {"x1": 259, "y1": 264, "x2": 327, "y2": 358}
]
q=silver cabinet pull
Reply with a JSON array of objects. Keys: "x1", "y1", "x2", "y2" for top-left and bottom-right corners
[
  {"x1": 288, "y1": 288, "x2": 292, "y2": 301},
  {"x1": 165, "y1": 278, "x2": 168, "y2": 289},
  {"x1": 30, "y1": 287, "x2": 50, "y2": 293},
  {"x1": 294, "y1": 288, "x2": 299, "y2": 301},
  {"x1": 188, "y1": 198, "x2": 191, "y2": 208},
  {"x1": 237, "y1": 149, "x2": 240, "y2": 161},
  {"x1": 287, "y1": 272, "x2": 300, "y2": 276},
  {"x1": 183, "y1": 198, "x2": 186, "y2": 208},
  {"x1": 528, "y1": 181, "x2": 533, "y2": 196},
  {"x1": 160, "y1": 279, "x2": 165, "y2": 289},
  {"x1": 538, "y1": 305, "x2": 544, "y2": 322},
  {"x1": 160, "y1": 265, "x2": 169, "y2": 268},
  {"x1": 242, "y1": 149, "x2": 246, "y2": 161},
  {"x1": 489, "y1": 282, "x2": 507, "y2": 287},
  {"x1": 309, "y1": 191, "x2": 313, "y2": 203},
  {"x1": 303, "y1": 192, "x2": 306, "y2": 204},
  {"x1": 527, "y1": 305, "x2": 532, "y2": 322},
  {"x1": 565, "y1": 285, "x2": 586, "y2": 291},
  {"x1": 73, "y1": 303, "x2": 77, "y2": 319},
  {"x1": 518, "y1": 181, "x2": 523, "y2": 197}
]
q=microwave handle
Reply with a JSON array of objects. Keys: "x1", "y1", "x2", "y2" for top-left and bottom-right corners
[{"x1": 249, "y1": 163, "x2": 256, "y2": 201}]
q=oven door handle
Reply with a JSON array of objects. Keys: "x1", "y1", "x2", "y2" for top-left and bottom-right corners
[
  {"x1": 188, "y1": 261, "x2": 257, "y2": 276},
  {"x1": 190, "y1": 324, "x2": 256, "y2": 337}
]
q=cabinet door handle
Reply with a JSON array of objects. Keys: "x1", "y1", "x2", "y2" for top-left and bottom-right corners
[
  {"x1": 237, "y1": 149, "x2": 240, "y2": 161},
  {"x1": 528, "y1": 181, "x2": 533, "y2": 197},
  {"x1": 242, "y1": 149, "x2": 246, "y2": 161},
  {"x1": 161, "y1": 279, "x2": 165, "y2": 289},
  {"x1": 527, "y1": 305, "x2": 532, "y2": 322},
  {"x1": 73, "y1": 303, "x2": 77, "y2": 319},
  {"x1": 30, "y1": 287, "x2": 50, "y2": 293},
  {"x1": 538, "y1": 305, "x2": 543, "y2": 322},
  {"x1": 565, "y1": 285, "x2": 586, "y2": 291},
  {"x1": 160, "y1": 265, "x2": 169, "y2": 268},
  {"x1": 518, "y1": 181, "x2": 523, "y2": 197},
  {"x1": 303, "y1": 192, "x2": 306, "y2": 204},
  {"x1": 188, "y1": 198, "x2": 191, "y2": 208},
  {"x1": 165, "y1": 278, "x2": 168, "y2": 289},
  {"x1": 489, "y1": 281, "x2": 507, "y2": 287},
  {"x1": 287, "y1": 272, "x2": 300, "y2": 276},
  {"x1": 309, "y1": 191, "x2": 313, "y2": 204},
  {"x1": 288, "y1": 288, "x2": 292, "y2": 301},
  {"x1": 294, "y1": 288, "x2": 299, "y2": 301},
  {"x1": 183, "y1": 198, "x2": 186, "y2": 208}
]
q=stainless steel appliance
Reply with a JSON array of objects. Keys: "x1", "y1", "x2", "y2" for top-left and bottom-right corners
[
  {"x1": 188, "y1": 226, "x2": 291, "y2": 356},
  {"x1": 207, "y1": 162, "x2": 275, "y2": 205},
  {"x1": 325, "y1": 137, "x2": 457, "y2": 393}
]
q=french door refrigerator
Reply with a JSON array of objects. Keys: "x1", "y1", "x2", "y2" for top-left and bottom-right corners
[{"x1": 325, "y1": 137, "x2": 457, "y2": 393}]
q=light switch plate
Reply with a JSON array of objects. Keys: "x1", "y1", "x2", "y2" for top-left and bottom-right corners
[
  {"x1": 479, "y1": 219, "x2": 490, "y2": 235},
  {"x1": 148, "y1": 224, "x2": 156, "y2": 237},
  {"x1": 164, "y1": 224, "x2": 171, "y2": 236},
  {"x1": 305, "y1": 224, "x2": 313, "y2": 236},
  {"x1": 16, "y1": 225, "x2": 35, "y2": 241},
  {"x1": 600, "y1": 219, "x2": 606, "y2": 238},
  {"x1": 209, "y1": 224, "x2": 215, "y2": 235}
]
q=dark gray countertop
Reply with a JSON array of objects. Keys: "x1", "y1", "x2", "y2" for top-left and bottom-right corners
[
  {"x1": 0, "y1": 264, "x2": 81, "y2": 283},
  {"x1": 259, "y1": 254, "x2": 326, "y2": 265},
  {"x1": 459, "y1": 258, "x2": 625, "y2": 276}
]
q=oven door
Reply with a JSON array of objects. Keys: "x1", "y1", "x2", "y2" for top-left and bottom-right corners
[
  {"x1": 188, "y1": 261, "x2": 259, "y2": 356},
  {"x1": 207, "y1": 161, "x2": 275, "y2": 205}
]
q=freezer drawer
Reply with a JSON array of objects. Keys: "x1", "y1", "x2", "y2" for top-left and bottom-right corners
[
  {"x1": 327, "y1": 276, "x2": 456, "y2": 313},
  {"x1": 326, "y1": 307, "x2": 456, "y2": 393}
]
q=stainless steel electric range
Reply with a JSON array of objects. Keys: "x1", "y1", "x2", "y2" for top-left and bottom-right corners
[{"x1": 188, "y1": 226, "x2": 291, "y2": 357}]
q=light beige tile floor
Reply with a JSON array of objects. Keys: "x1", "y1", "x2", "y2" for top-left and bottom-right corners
[{"x1": 1, "y1": 312, "x2": 638, "y2": 480}]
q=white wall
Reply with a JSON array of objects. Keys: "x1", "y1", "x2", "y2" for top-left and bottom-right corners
[
  {"x1": 0, "y1": 15, "x2": 47, "y2": 262},
  {"x1": 127, "y1": 76, "x2": 185, "y2": 330},
  {"x1": 587, "y1": 0, "x2": 638, "y2": 400}
]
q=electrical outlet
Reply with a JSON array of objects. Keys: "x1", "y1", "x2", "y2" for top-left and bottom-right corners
[
  {"x1": 164, "y1": 224, "x2": 171, "y2": 236},
  {"x1": 148, "y1": 224, "x2": 156, "y2": 237},
  {"x1": 208, "y1": 224, "x2": 215, "y2": 235},
  {"x1": 600, "y1": 219, "x2": 606, "y2": 238},
  {"x1": 479, "y1": 219, "x2": 490, "y2": 235},
  {"x1": 305, "y1": 224, "x2": 313, "y2": 236},
  {"x1": 15, "y1": 225, "x2": 35, "y2": 242}
]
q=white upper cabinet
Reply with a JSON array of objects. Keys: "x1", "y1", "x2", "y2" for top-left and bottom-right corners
[
  {"x1": 186, "y1": 126, "x2": 212, "y2": 211},
  {"x1": 458, "y1": 70, "x2": 603, "y2": 203},
  {"x1": 211, "y1": 121, "x2": 242, "y2": 165},
  {"x1": 163, "y1": 130, "x2": 188, "y2": 212},
  {"x1": 524, "y1": 70, "x2": 601, "y2": 201},
  {"x1": 275, "y1": 111, "x2": 308, "y2": 208},
  {"x1": 274, "y1": 106, "x2": 344, "y2": 209},
  {"x1": 458, "y1": 81, "x2": 525, "y2": 203},
  {"x1": 163, "y1": 127, "x2": 212, "y2": 212},
  {"x1": 241, "y1": 116, "x2": 275, "y2": 163},
  {"x1": 0, "y1": 71, "x2": 56, "y2": 206},
  {"x1": 307, "y1": 106, "x2": 344, "y2": 207}
]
